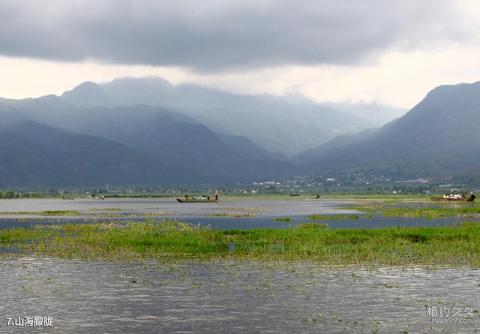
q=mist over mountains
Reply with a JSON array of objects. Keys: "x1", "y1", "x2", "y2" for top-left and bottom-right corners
[
  {"x1": 61, "y1": 77, "x2": 405, "y2": 156},
  {"x1": 3, "y1": 76, "x2": 479, "y2": 187},
  {"x1": 0, "y1": 77, "x2": 405, "y2": 187},
  {"x1": 299, "y1": 82, "x2": 480, "y2": 183},
  {"x1": 0, "y1": 100, "x2": 294, "y2": 187}
]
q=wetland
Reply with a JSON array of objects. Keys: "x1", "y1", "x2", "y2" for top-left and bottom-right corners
[{"x1": 1, "y1": 196, "x2": 479, "y2": 333}]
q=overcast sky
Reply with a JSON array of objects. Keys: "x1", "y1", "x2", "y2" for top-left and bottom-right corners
[{"x1": 1, "y1": 0, "x2": 480, "y2": 108}]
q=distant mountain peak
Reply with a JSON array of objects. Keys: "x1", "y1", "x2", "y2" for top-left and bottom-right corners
[
  {"x1": 61, "y1": 81, "x2": 111, "y2": 107},
  {"x1": 300, "y1": 80, "x2": 480, "y2": 181}
]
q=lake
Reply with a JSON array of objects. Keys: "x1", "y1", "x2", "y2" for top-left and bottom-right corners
[
  {"x1": 0, "y1": 198, "x2": 466, "y2": 230},
  {"x1": 0, "y1": 198, "x2": 478, "y2": 333},
  {"x1": 0, "y1": 257, "x2": 477, "y2": 333}
]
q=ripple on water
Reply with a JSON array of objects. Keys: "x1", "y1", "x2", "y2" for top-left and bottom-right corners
[{"x1": 0, "y1": 258, "x2": 478, "y2": 333}]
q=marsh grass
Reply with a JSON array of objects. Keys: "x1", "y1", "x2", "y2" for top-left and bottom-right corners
[
  {"x1": 352, "y1": 201, "x2": 480, "y2": 219},
  {"x1": 1, "y1": 221, "x2": 480, "y2": 266},
  {"x1": 298, "y1": 222, "x2": 329, "y2": 229},
  {"x1": 382, "y1": 207, "x2": 480, "y2": 218},
  {"x1": 42, "y1": 210, "x2": 80, "y2": 216}
]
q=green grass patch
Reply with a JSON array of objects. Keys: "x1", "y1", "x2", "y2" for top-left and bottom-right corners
[
  {"x1": 352, "y1": 202, "x2": 480, "y2": 219},
  {"x1": 382, "y1": 207, "x2": 480, "y2": 218},
  {"x1": 41, "y1": 210, "x2": 80, "y2": 216},
  {"x1": 298, "y1": 222, "x2": 328, "y2": 229},
  {"x1": 1, "y1": 221, "x2": 480, "y2": 266}
]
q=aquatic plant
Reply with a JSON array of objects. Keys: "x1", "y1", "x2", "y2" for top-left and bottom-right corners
[
  {"x1": 298, "y1": 222, "x2": 328, "y2": 229},
  {"x1": 1, "y1": 221, "x2": 480, "y2": 266},
  {"x1": 309, "y1": 214, "x2": 360, "y2": 221},
  {"x1": 353, "y1": 202, "x2": 480, "y2": 219},
  {"x1": 41, "y1": 210, "x2": 80, "y2": 216},
  {"x1": 209, "y1": 212, "x2": 257, "y2": 218}
]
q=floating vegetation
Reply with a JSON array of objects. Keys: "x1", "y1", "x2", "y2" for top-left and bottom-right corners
[
  {"x1": 1, "y1": 221, "x2": 480, "y2": 266},
  {"x1": 41, "y1": 210, "x2": 80, "y2": 216},
  {"x1": 274, "y1": 217, "x2": 291, "y2": 222},
  {"x1": 309, "y1": 214, "x2": 360, "y2": 221},
  {"x1": 209, "y1": 212, "x2": 257, "y2": 218}
]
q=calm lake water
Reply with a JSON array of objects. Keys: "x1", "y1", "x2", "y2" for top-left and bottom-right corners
[
  {"x1": 0, "y1": 257, "x2": 478, "y2": 333},
  {"x1": 0, "y1": 198, "x2": 466, "y2": 230}
]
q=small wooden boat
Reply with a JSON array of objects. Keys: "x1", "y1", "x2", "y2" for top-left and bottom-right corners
[
  {"x1": 177, "y1": 192, "x2": 219, "y2": 203},
  {"x1": 176, "y1": 198, "x2": 218, "y2": 203},
  {"x1": 431, "y1": 193, "x2": 476, "y2": 202}
]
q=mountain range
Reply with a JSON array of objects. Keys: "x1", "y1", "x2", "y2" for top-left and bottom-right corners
[
  {"x1": 61, "y1": 78, "x2": 405, "y2": 156},
  {"x1": 2, "y1": 77, "x2": 479, "y2": 187},
  {"x1": 298, "y1": 82, "x2": 480, "y2": 182},
  {"x1": 0, "y1": 100, "x2": 294, "y2": 187},
  {"x1": 0, "y1": 77, "x2": 404, "y2": 187}
]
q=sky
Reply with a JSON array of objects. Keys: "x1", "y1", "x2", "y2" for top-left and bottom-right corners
[{"x1": 1, "y1": 0, "x2": 480, "y2": 108}]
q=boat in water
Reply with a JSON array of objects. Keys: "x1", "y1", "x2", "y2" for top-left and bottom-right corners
[
  {"x1": 431, "y1": 193, "x2": 476, "y2": 202},
  {"x1": 177, "y1": 191, "x2": 219, "y2": 203}
]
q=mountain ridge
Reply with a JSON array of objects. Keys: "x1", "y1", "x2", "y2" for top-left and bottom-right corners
[
  {"x1": 0, "y1": 100, "x2": 298, "y2": 186},
  {"x1": 299, "y1": 81, "x2": 480, "y2": 181},
  {"x1": 61, "y1": 77, "x2": 404, "y2": 156}
]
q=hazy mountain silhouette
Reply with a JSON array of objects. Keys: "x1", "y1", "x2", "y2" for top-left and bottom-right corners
[
  {"x1": 61, "y1": 81, "x2": 111, "y2": 107},
  {"x1": 5, "y1": 78, "x2": 475, "y2": 186},
  {"x1": 0, "y1": 99, "x2": 296, "y2": 186},
  {"x1": 0, "y1": 120, "x2": 179, "y2": 187},
  {"x1": 299, "y1": 82, "x2": 480, "y2": 179},
  {"x1": 61, "y1": 77, "x2": 403, "y2": 156}
]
